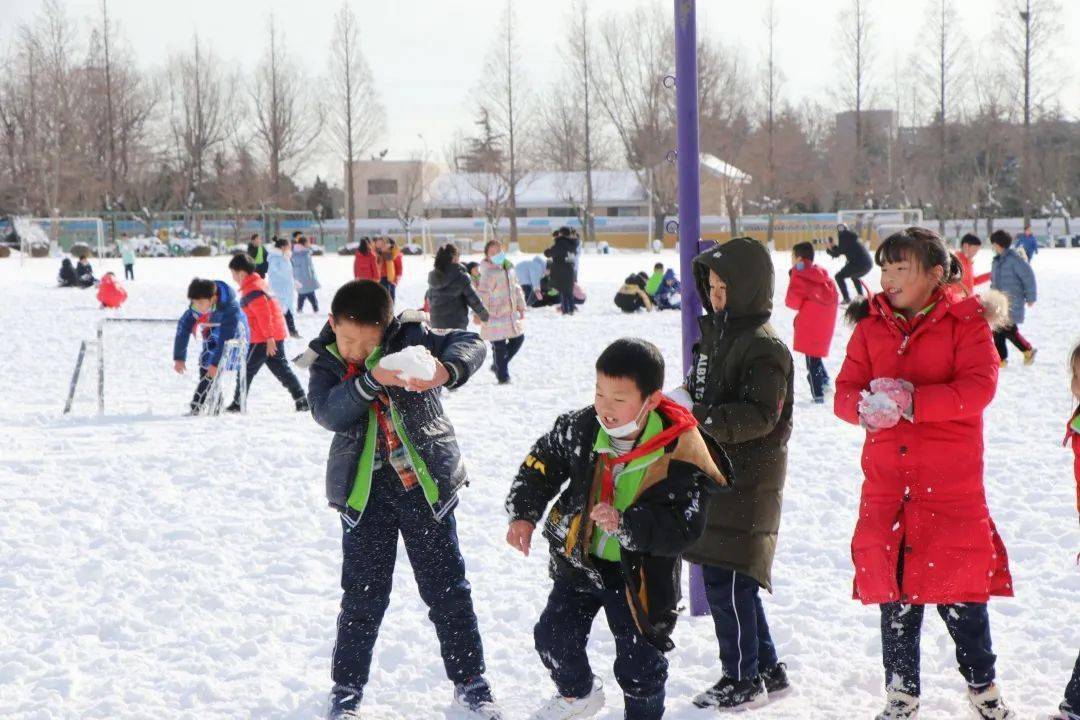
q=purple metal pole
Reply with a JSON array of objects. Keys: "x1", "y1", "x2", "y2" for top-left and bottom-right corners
[{"x1": 674, "y1": 0, "x2": 710, "y2": 617}]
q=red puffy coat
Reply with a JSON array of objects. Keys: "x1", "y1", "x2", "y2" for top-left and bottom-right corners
[
  {"x1": 834, "y1": 287, "x2": 1013, "y2": 605},
  {"x1": 96, "y1": 273, "x2": 127, "y2": 308},
  {"x1": 1066, "y1": 409, "x2": 1080, "y2": 515},
  {"x1": 239, "y1": 273, "x2": 286, "y2": 344},
  {"x1": 353, "y1": 250, "x2": 380, "y2": 281},
  {"x1": 785, "y1": 263, "x2": 839, "y2": 357},
  {"x1": 957, "y1": 252, "x2": 990, "y2": 295}
]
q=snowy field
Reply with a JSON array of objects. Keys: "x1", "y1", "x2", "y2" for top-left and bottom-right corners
[{"x1": 1, "y1": 245, "x2": 1078, "y2": 720}]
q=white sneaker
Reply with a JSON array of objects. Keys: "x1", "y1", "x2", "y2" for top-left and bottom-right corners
[
  {"x1": 875, "y1": 690, "x2": 919, "y2": 719},
  {"x1": 967, "y1": 683, "x2": 1015, "y2": 719},
  {"x1": 529, "y1": 678, "x2": 605, "y2": 720}
]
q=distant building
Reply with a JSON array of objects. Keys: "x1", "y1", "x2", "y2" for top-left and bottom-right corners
[{"x1": 347, "y1": 159, "x2": 443, "y2": 221}]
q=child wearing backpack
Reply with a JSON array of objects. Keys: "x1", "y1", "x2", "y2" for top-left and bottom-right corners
[
  {"x1": 1047, "y1": 342, "x2": 1080, "y2": 720},
  {"x1": 834, "y1": 227, "x2": 1016, "y2": 720},
  {"x1": 785, "y1": 241, "x2": 839, "y2": 403},
  {"x1": 505, "y1": 338, "x2": 730, "y2": 720},
  {"x1": 304, "y1": 280, "x2": 502, "y2": 720}
]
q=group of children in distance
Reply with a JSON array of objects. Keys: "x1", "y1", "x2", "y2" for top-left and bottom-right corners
[
  {"x1": 297, "y1": 225, "x2": 1077, "y2": 720},
  {"x1": 172, "y1": 231, "x2": 321, "y2": 415},
  {"x1": 614, "y1": 261, "x2": 682, "y2": 313}
]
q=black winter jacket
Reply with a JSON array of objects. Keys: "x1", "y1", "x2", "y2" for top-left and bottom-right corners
[
  {"x1": 506, "y1": 404, "x2": 731, "y2": 650},
  {"x1": 826, "y1": 228, "x2": 873, "y2": 271},
  {"x1": 427, "y1": 264, "x2": 489, "y2": 330},
  {"x1": 305, "y1": 312, "x2": 486, "y2": 519}
]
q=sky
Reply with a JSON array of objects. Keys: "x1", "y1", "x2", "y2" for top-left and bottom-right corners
[{"x1": 2, "y1": 0, "x2": 1078, "y2": 187}]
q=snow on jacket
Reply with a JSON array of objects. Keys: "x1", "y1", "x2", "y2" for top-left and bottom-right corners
[
  {"x1": 681, "y1": 238, "x2": 794, "y2": 592},
  {"x1": 353, "y1": 249, "x2": 380, "y2": 281},
  {"x1": 505, "y1": 400, "x2": 731, "y2": 650},
  {"x1": 516, "y1": 256, "x2": 547, "y2": 290},
  {"x1": 784, "y1": 262, "x2": 839, "y2": 358},
  {"x1": 477, "y1": 258, "x2": 526, "y2": 342},
  {"x1": 1016, "y1": 231, "x2": 1038, "y2": 261},
  {"x1": 427, "y1": 264, "x2": 489, "y2": 330},
  {"x1": 835, "y1": 288, "x2": 1013, "y2": 605},
  {"x1": 267, "y1": 250, "x2": 297, "y2": 315},
  {"x1": 173, "y1": 280, "x2": 247, "y2": 369},
  {"x1": 238, "y1": 273, "x2": 287, "y2": 344},
  {"x1": 545, "y1": 235, "x2": 579, "y2": 293},
  {"x1": 826, "y1": 228, "x2": 873, "y2": 271},
  {"x1": 990, "y1": 248, "x2": 1037, "y2": 324},
  {"x1": 96, "y1": 273, "x2": 127, "y2": 308},
  {"x1": 304, "y1": 314, "x2": 486, "y2": 516},
  {"x1": 957, "y1": 252, "x2": 990, "y2": 295},
  {"x1": 291, "y1": 246, "x2": 321, "y2": 294}
]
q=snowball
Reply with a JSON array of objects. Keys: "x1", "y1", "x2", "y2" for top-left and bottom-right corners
[{"x1": 378, "y1": 346, "x2": 436, "y2": 381}]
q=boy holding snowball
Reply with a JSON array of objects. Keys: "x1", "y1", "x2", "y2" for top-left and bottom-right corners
[{"x1": 303, "y1": 279, "x2": 502, "y2": 720}]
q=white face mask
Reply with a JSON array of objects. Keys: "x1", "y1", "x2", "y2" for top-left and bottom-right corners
[{"x1": 597, "y1": 401, "x2": 650, "y2": 439}]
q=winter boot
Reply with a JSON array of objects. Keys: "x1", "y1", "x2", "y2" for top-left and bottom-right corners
[
  {"x1": 967, "y1": 683, "x2": 1015, "y2": 719},
  {"x1": 874, "y1": 690, "x2": 919, "y2": 720},
  {"x1": 758, "y1": 662, "x2": 791, "y2": 700},
  {"x1": 692, "y1": 676, "x2": 767, "y2": 711},
  {"x1": 529, "y1": 677, "x2": 605, "y2": 720},
  {"x1": 453, "y1": 676, "x2": 504, "y2": 720},
  {"x1": 1023, "y1": 348, "x2": 1038, "y2": 366},
  {"x1": 326, "y1": 686, "x2": 362, "y2": 719}
]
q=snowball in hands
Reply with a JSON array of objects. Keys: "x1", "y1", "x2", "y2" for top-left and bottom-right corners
[
  {"x1": 857, "y1": 378, "x2": 914, "y2": 430},
  {"x1": 378, "y1": 346, "x2": 437, "y2": 381}
]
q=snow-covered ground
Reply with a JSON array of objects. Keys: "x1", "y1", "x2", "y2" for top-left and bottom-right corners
[{"x1": 1, "y1": 246, "x2": 1077, "y2": 720}]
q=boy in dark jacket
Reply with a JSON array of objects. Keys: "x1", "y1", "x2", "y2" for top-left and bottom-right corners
[
  {"x1": 826, "y1": 224, "x2": 872, "y2": 303},
  {"x1": 681, "y1": 238, "x2": 795, "y2": 711},
  {"x1": 545, "y1": 227, "x2": 580, "y2": 316},
  {"x1": 226, "y1": 253, "x2": 308, "y2": 413},
  {"x1": 304, "y1": 280, "x2": 501, "y2": 720},
  {"x1": 173, "y1": 278, "x2": 247, "y2": 415},
  {"x1": 506, "y1": 338, "x2": 730, "y2": 720}
]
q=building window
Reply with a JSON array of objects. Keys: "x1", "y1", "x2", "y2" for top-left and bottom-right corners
[
  {"x1": 440, "y1": 208, "x2": 473, "y2": 219},
  {"x1": 547, "y1": 207, "x2": 576, "y2": 217},
  {"x1": 367, "y1": 209, "x2": 395, "y2": 219},
  {"x1": 367, "y1": 179, "x2": 398, "y2": 196}
]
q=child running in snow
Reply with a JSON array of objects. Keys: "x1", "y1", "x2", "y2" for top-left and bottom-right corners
[
  {"x1": 785, "y1": 242, "x2": 839, "y2": 403},
  {"x1": 1048, "y1": 342, "x2": 1080, "y2": 720},
  {"x1": 958, "y1": 233, "x2": 991, "y2": 296},
  {"x1": 834, "y1": 227, "x2": 1016, "y2": 720},
  {"x1": 505, "y1": 338, "x2": 730, "y2": 720},
  {"x1": 303, "y1": 280, "x2": 502, "y2": 720},
  {"x1": 226, "y1": 253, "x2": 309, "y2": 413},
  {"x1": 173, "y1": 278, "x2": 247, "y2": 415}
]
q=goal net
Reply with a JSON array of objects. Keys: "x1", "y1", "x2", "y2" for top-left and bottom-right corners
[
  {"x1": 63, "y1": 318, "x2": 249, "y2": 417},
  {"x1": 12, "y1": 216, "x2": 106, "y2": 263}
]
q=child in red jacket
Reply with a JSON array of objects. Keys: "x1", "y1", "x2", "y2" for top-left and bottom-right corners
[
  {"x1": 958, "y1": 234, "x2": 991, "y2": 296},
  {"x1": 228, "y1": 253, "x2": 309, "y2": 413},
  {"x1": 785, "y1": 242, "x2": 839, "y2": 403},
  {"x1": 1049, "y1": 343, "x2": 1080, "y2": 720},
  {"x1": 96, "y1": 272, "x2": 127, "y2": 309},
  {"x1": 834, "y1": 227, "x2": 1016, "y2": 720}
]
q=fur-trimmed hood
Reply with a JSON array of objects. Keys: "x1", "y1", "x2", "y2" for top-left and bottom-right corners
[{"x1": 844, "y1": 286, "x2": 1009, "y2": 331}]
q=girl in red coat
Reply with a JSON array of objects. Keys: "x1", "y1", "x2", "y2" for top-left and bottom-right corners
[
  {"x1": 834, "y1": 227, "x2": 1016, "y2": 720},
  {"x1": 352, "y1": 237, "x2": 380, "y2": 282},
  {"x1": 1049, "y1": 344, "x2": 1080, "y2": 720},
  {"x1": 96, "y1": 272, "x2": 128, "y2": 309},
  {"x1": 785, "y1": 241, "x2": 839, "y2": 403}
]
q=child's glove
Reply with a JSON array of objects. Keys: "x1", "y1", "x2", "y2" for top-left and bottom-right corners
[
  {"x1": 858, "y1": 391, "x2": 902, "y2": 431},
  {"x1": 869, "y1": 378, "x2": 914, "y2": 419}
]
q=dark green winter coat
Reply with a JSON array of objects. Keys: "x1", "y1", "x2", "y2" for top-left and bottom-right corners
[{"x1": 681, "y1": 237, "x2": 794, "y2": 592}]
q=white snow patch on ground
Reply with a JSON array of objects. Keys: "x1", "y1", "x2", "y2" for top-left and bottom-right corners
[{"x1": 0, "y1": 247, "x2": 1077, "y2": 719}]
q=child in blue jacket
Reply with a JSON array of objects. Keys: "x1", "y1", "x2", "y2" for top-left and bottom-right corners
[{"x1": 173, "y1": 278, "x2": 247, "y2": 414}]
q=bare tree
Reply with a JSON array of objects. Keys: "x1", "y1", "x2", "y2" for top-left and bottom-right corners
[
  {"x1": 167, "y1": 33, "x2": 232, "y2": 215},
  {"x1": 377, "y1": 152, "x2": 431, "y2": 244},
  {"x1": 996, "y1": 0, "x2": 1063, "y2": 224},
  {"x1": 836, "y1": 0, "x2": 875, "y2": 196},
  {"x1": 251, "y1": 15, "x2": 323, "y2": 207},
  {"x1": 328, "y1": 2, "x2": 384, "y2": 245},
  {"x1": 760, "y1": 0, "x2": 781, "y2": 242},
  {"x1": 475, "y1": 0, "x2": 531, "y2": 246}
]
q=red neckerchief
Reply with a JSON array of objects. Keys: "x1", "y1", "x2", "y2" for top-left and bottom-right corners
[
  {"x1": 598, "y1": 396, "x2": 698, "y2": 504},
  {"x1": 192, "y1": 310, "x2": 212, "y2": 339},
  {"x1": 343, "y1": 362, "x2": 361, "y2": 381}
]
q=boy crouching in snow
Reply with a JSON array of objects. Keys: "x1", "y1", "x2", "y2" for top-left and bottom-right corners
[
  {"x1": 505, "y1": 338, "x2": 731, "y2": 720},
  {"x1": 304, "y1": 280, "x2": 503, "y2": 720}
]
